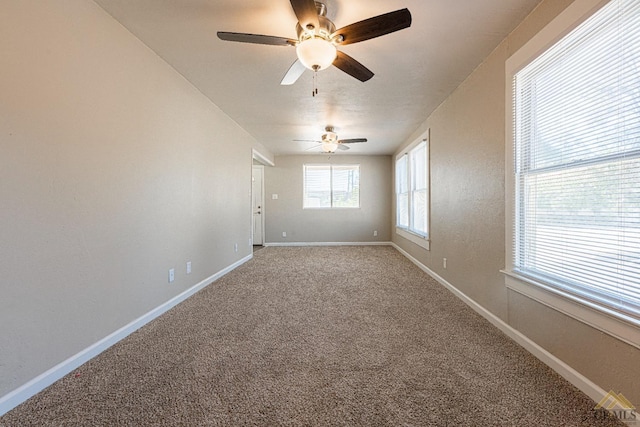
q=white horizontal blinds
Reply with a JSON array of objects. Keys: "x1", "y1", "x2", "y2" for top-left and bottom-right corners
[
  {"x1": 304, "y1": 165, "x2": 331, "y2": 208},
  {"x1": 303, "y1": 164, "x2": 360, "y2": 208},
  {"x1": 396, "y1": 141, "x2": 429, "y2": 237},
  {"x1": 396, "y1": 155, "x2": 409, "y2": 228},
  {"x1": 331, "y1": 165, "x2": 360, "y2": 208},
  {"x1": 514, "y1": 0, "x2": 640, "y2": 319},
  {"x1": 411, "y1": 142, "x2": 428, "y2": 237}
]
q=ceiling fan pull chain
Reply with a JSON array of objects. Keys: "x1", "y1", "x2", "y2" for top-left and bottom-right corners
[
  {"x1": 311, "y1": 64, "x2": 320, "y2": 97},
  {"x1": 312, "y1": 69, "x2": 317, "y2": 97}
]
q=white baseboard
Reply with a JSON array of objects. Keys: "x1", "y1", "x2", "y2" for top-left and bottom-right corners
[
  {"x1": 390, "y1": 243, "x2": 607, "y2": 404},
  {"x1": 264, "y1": 241, "x2": 392, "y2": 247},
  {"x1": 0, "y1": 254, "x2": 253, "y2": 417}
]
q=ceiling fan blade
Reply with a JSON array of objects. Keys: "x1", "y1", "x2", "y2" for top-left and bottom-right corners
[
  {"x1": 305, "y1": 144, "x2": 322, "y2": 151},
  {"x1": 338, "y1": 138, "x2": 367, "y2": 144},
  {"x1": 332, "y1": 51, "x2": 374, "y2": 82},
  {"x1": 331, "y1": 9, "x2": 412, "y2": 46},
  {"x1": 217, "y1": 32, "x2": 296, "y2": 46},
  {"x1": 281, "y1": 59, "x2": 307, "y2": 85},
  {"x1": 337, "y1": 144, "x2": 350, "y2": 151},
  {"x1": 290, "y1": 0, "x2": 320, "y2": 33}
]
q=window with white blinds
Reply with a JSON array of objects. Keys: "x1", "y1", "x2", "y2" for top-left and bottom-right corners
[
  {"x1": 511, "y1": 0, "x2": 640, "y2": 324},
  {"x1": 303, "y1": 164, "x2": 359, "y2": 208},
  {"x1": 396, "y1": 136, "x2": 429, "y2": 246}
]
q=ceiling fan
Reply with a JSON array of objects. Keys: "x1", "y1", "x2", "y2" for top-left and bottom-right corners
[
  {"x1": 299, "y1": 126, "x2": 367, "y2": 152},
  {"x1": 217, "y1": 0, "x2": 412, "y2": 85}
]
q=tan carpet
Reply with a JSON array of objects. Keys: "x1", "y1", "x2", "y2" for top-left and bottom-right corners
[{"x1": 0, "y1": 246, "x2": 624, "y2": 426}]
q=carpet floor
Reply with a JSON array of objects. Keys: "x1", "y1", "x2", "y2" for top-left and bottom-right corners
[{"x1": 0, "y1": 246, "x2": 625, "y2": 426}]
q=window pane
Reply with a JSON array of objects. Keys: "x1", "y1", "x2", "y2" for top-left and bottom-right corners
[
  {"x1": 411, "y1": 142, "x2": 427, "y2": 192},
  {"x1": 332, "y1": 165, "x2": 360, "y2": 208},
  {"x1": 397, "y1": 192, "x2": 409, "y2": 228},
  {"x1": 396, "y1": 155, "x2": 409, "y2": 228},
  {"x1": 411, "y1": 189, "x2": 428, "y2": 236},
  {"x1": 519, "y1": 158, "x2": 640, "y2": 313},
  {"x1": 304, "y1": 165, "x2": 331, "y2": 208},
  {"x1": 517, "y1": 2, "x2": 640, "y2": 172},
  {"x1": 396, "y1": 156, "x2": 408, "y2": 193}
]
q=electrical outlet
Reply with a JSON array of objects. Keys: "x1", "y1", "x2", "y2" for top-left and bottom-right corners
[
  {"x1": 443, "y1": 258, "x2": 447, "y2": 269},
  {"x1": 169, "y1": 268, "x2": 175, "y2": 283},
  {"x1": 186, "y1": 261, "x2": 192, "y2": 275},
  {"x1": 282, "y1": 231, "x2": 287, "y2": 238},
  {"x1": 373, "y1": 230, "x2": 378, "y2": 237},
  {"x1": 272, "y1": 194, "x2": 278, "y2": 200}
]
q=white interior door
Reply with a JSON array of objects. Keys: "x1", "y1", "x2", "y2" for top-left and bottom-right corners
[{"x1": 252, "y1": 166, "x2": 264, "y2": 246}]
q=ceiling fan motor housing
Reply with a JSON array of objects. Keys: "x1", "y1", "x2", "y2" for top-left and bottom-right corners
[
  {"x1": 296, "y1": 4, "x2": 336, "y2": 41},
  {"x1": 322, "y1": 132, "x2": 337, "y2": 142},
  {"x1": 322, "y1": 125, "x2": 337, "y2": 142}
]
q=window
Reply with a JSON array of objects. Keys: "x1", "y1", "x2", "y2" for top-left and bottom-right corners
[
  {"x1": 396, "y1": 134, "x2": 429, "y2": 248},
  {"x1": 506, "y1": 0, "x2": 640, "y2": 339},
  {"x1": 303, "y1": 164, "x2": 359, "y2": 208}
]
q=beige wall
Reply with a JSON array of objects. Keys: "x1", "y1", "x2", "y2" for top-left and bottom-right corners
[
  {"x1": 392, "y1": 0, "x2": 640, "y2": 403},
  {"x1": 0, "y1": 0, "x2": 265, "y2": 397},
  {"x1": 265, "y1": 155, "x2": 392, "y2": 244}
]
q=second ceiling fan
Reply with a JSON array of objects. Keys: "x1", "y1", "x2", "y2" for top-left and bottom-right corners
[
  {"x1": 217, "y1": 0, "x2": 412, "y2": 85},
  {"x1": 299, "y1": 126, "x2": 367, "y2": 153}
]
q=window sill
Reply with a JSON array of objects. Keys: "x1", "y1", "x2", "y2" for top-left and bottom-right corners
[
  {"x1": 502, "y1": 270, "x2": 640, "y2": 350},
  {"x1": 302, "y1": 207, "x2": 360, "y2": 210},
  {"x1": 396, "y1": 228, "x2": 430, "y2": 250}
]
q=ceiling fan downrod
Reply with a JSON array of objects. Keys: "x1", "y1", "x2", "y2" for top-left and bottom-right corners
[{"x1": 315, "y1": 1, "x2": 327, "y2": 18}]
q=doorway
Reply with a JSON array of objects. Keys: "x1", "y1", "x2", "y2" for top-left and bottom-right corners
[{"x1": 252, "y1": 165, "x2": 265, "y2": 247}]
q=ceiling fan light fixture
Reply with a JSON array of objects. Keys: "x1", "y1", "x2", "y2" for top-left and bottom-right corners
[
  {"x1": 321, "y1": 141, "x2": 339, "y2": 153},
  {"x1": 296, "y1": 37, "x2": 337, "y2": 71}
]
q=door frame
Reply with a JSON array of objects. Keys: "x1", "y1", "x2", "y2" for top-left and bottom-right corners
[{"x1": 251, "y1": 165, "x2": 265, "y2": 247}]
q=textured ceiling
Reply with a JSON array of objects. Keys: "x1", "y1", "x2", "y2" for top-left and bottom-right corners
[{"x1": 94, "y1": 0, "x2": 542, "y2": 155}]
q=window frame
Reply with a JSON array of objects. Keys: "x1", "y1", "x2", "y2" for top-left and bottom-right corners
[
  {"x1": 395, "y1": 131, "x2": 430, "y2": 250},
  {"x1": 504, "y1": 0, "x2": 640, "y2": 349},
  {"x1": 302, "y1": 163, "x2": 360, "y2": 209}
]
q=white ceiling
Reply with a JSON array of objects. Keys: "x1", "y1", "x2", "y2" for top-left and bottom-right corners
[{"x1": 93, "y1": 0, "x2": 541, "y2": 156}]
